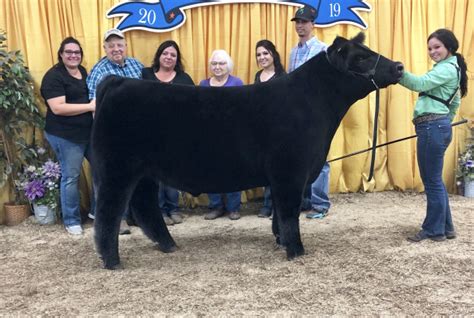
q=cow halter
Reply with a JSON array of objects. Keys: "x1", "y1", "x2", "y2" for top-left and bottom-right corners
[
  {"x1": 349, "y1": 53, "x2": 381, "y2": 90},
  {"x1": 352, "y1": 54, "x2": 381, "y2": 182},
  {"x1": 325, "y1": 51, "x2": 381, "y2": 182}
]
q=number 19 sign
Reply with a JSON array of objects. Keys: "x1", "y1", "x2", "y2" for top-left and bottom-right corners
[{"x1": 107, "y1": 0, "x2": 372, "y2": 33}]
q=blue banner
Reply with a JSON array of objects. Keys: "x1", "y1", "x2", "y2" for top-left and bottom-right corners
[{"x1": 107, "y1": 0, "x2": 371, "y2": 33}]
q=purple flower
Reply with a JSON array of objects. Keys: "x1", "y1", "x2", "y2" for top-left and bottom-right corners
[
  {"x1": 24, "y1": 180, "x2": 45, "y2": 201},
  {"x1": 466, "y1": 160, "x2": 474, "y2": 168},
  {"x1": 42, "y1": 160, "x2": 61, "y2": 179}
]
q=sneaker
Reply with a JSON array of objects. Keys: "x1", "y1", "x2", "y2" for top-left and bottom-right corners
[
  {"x1": 446, "y1": 231, "x2": 457, "y2": 239},
  {"x1": 88, "y1": 213, "x2": 95, "y2": 220},
  {"x1": 119, "y1": 220, "x2": 131, "y2": 235},
  {"x1": 229, "y1": 211, "x2": 241, "y2": 220},
  {"x1": 170, "y1": 213, "x2": 183, "y2": 224},
  {"x1": 66, "y1": 225, "x2": 83, "y2": 235},
  {"x1": 407, "y1": 230, "x2": 446, "y2": 242},
  {"x1": 204, "y1": 209, "x2": 225, "y2": 220},
  {"x1": 306, "y1": 209, "x2": 328, "y2": 219},
  {"x1": 258, "y1": 208, "x2": 272, "y2": 218},
  {"x1": 163, "y1": 215, "x2": 174, "y2": 226}
]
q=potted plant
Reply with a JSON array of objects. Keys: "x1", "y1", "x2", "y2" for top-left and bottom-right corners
[
  {"x1": 16, "y1": 146, "x2": 61, "y2": 224},
  {"x1": 456, "y1": 128, "x2": 474, "y2": 197},
  {"x1": 0, "y1": 30, "x2": 44, "y2": 224}
]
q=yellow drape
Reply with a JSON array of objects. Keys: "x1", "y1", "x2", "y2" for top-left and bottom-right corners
[{"x1": 1, "y1": 0, "x2": 473, "y2": 213}]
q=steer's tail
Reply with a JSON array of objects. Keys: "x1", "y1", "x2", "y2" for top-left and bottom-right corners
[{"x1": 95, "y1": 75, "x2": 125, "y2": 116}]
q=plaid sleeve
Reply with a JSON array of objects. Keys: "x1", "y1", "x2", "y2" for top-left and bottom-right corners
[{"x1": 86, "y1": 66, "x2": 104, "y2": 100}]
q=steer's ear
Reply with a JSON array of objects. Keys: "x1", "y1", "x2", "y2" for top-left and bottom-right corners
[
  {"x1": 327, "y1": 36, "x2": 350, "y2": 71},
  {"x1": 351, "y1": 32, "x2": 365, "y2": 44},
  {"x1": 331, "y1": 36, "x2": 347, "y2": 49}
]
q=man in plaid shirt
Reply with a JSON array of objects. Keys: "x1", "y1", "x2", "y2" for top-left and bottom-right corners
[
  {"x1": 288, "y1": 6, "x2": 331, "y2": 220},
  {"x1": 87, "y1": 29, "x2": 143, "y2": 100},
  {"x1": 86, "y1": 28, "x2": 143, "y2": 234}
]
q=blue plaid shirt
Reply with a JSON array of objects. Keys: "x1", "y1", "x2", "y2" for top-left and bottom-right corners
[
  {"x1": 288, "y1": 37, "x2": 328, "y2": 73},
  {"x1": 87, "y1": 57, "x2": 144, "y2": 99}
]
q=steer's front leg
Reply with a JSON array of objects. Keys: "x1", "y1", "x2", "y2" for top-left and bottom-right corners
[
  {"x1": 94, "y1": 179, "x2": 134, "y2": 270},
  {"x1": 270, "y1": 181, "x2": 305, "y2": 259}
]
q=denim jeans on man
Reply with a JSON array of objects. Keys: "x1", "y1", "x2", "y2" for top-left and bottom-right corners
[
  {"x1": 415, "y1": 117, "x2": 454, "y2": 236},
  {"x1": 208, "y1": 192, "x2": 241, "y2": 212},
  {"x1": 310, "y1": 162, "x2": 331, "y2": 212},
  {"x1": 45, "y1": 132, "x2": 94, "y2": 227},
  {"x1": 159, "y1": 182, "x2": 179, "y2": 216},
  {"x1": 261, "y1": 187, "x2": 272, "y2": 214}
]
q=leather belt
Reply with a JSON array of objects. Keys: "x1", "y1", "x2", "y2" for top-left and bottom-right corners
[{"x1": 412, "y1": 113, "x2": 448, "y2": 125}]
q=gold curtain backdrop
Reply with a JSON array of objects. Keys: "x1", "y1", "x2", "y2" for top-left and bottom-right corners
[{"x1": 1, "y1": 0, "x2": 473, "y2": 212}]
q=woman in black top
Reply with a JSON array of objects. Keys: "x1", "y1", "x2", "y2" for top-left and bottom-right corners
[
  {"x1": 141, "y1": 40, "x2": 194, "y2": 226},
  {"x1": 142, "y1": 40, "x2": 194, "y2": 85},
  {"x1": 40, "y1": 37, "x2": 95, "y2": 235},
  {"x1": 254, "y1": 39, "x2": 286, "y2": 217}
]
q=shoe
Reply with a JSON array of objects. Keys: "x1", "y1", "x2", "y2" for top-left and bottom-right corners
[
  {"x1": 119, "y1": 220, "x2": 131, "y2": 235},
  {"x1": 88, "y1": 213, "x2": 95, "y2": 220},
  {"x1": 407, "y1": 230, "x2": 445, "y2": 242},
  {"x1": 258, "y1": 209, "x2": 272, "y2": 218},
  {"x1": 446, "y1": 231, "x2": 457, "y2": 239},
  {"x1": 170, "y1": 213, "x2": 183, "y2": 224},
  {"x1": 66, "y1": 225, "x2": 83, "y2": 235},
  {"x1": 204, "y1": 209, "x2": 225, "y2": 220},
  {"x1": 163, "y1": 215, "x2": 174, "y2": 226},
  {"x1": 229, "y1": 211, "x2": 241, "y2": 220},
  {"x1": 306, "y1": 209, "x2": 328, "y2": 219}
]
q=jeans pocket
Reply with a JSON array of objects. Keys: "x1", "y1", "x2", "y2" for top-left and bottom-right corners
[{"x1": 437, "y1": 124, "x2": 452, "y2": 147}]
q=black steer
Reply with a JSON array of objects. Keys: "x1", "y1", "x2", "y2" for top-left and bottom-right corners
[{"x1": 92, "y1": 33, "x2": 403, "y2": 269}]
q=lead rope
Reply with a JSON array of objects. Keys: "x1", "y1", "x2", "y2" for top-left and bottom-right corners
[{"x1": 368, "y1": 79, "x2": 380, "y2": 182}]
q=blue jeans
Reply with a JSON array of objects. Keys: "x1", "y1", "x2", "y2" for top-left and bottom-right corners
[
  {"x1": 310, "y1": 162, "x2": 331, "y2": 211},
  {"x1": 45, "y1": 132, "x2": 94, "y2": 227},
  {"x1": 208, "y1": 192, "x2": 241, "y2": 212},
  {"x1": 159, "y1": 182, "x2": 179, "y2": 216},
  {"x1": 261, "y1": 187, "x2": 272, "y2": 213},
  {"x1": 415, "y1": 117, "x2": 454, "y2": 236}
]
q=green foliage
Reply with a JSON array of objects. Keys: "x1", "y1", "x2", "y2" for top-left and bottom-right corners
[{"x1": 0, "y1": 30, "x2": 44, "y2": 203}]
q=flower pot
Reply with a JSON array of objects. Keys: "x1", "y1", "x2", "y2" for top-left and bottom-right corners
[
  {"x1": 33, "y1": 203, "x2": 56, "y2": 225},
  {"x1": 464, "y1": 178, "x2": 474, "y2": 198},
  {"x1": 4, "y1": 203, "x2": 30, "y2": 226}
]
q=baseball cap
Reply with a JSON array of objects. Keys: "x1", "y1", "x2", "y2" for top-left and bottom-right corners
[
  {"x1": 103, "y1": 28, "x2": 125, "y2": 41},
  {"x1": 291, "y1": 6, "x2": 317, "y2": 22}
]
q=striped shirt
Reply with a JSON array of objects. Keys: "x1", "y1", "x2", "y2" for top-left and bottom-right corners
[
  {"x1": 288, "y1": 36, "x2": 328, "y2": 73},
  {"x1": 87, "y1": 57, "x2": 144, "y2": 99}
]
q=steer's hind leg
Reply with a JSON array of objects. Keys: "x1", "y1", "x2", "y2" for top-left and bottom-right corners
[
  {"x1": 270, "y1": 179, "x2": 306, "y2": 260},
  {"x1": 94, "y1": 177, "x2": 136, "y2": 270},
  {"x1": 129, "y1": 178, "x2": 177, "y2": 253}
]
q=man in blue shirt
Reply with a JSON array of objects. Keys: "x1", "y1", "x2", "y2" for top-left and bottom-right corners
[
  {"x1": 288, "y1": 6, "x2": 331, "y2": 219},
  {"x1": 86, "y1": 28, "x2": 144, "y2": 234},
  {"x1": 87, "y1": 28, "x2": 143, "y2": 100}
]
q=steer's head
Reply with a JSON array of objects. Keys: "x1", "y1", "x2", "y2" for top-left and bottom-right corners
[{"x1": 326, "y1": 33, "x2": 403, "y2": 93}]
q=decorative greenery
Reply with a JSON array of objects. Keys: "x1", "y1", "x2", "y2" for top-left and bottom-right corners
[
  {"x1": 0, "y1": 30, "x2": 44, "y2": 204},
  {"x1": 16, "y1": 147, "x2": 60, "y2": 209},
  {"x1": 456, "y1": 128, "x2": 474, "y2": 183}
]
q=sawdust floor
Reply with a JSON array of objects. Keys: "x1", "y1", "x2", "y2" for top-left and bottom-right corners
[{"x1": 1, "y1": 191, "x2": 473, "y2": 316}]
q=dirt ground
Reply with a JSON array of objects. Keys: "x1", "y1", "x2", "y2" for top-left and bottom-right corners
[{"x1": 0, "y1": 191, "x2": 473, "y2": 316}]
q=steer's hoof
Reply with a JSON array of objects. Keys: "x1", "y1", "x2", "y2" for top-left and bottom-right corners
[
  {"x1": 286, "y1": 244, "x2": 305, "y2": 260},
  {"x1": 103, "y1": 261, "x2": 123, "y2": 270},
  {"x1": 158, "y1": 243, "x2": 178, "y2": 253}
]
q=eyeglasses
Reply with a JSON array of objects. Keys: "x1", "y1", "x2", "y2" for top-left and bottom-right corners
[
  {"x1": 64, "y1": 50, "x2": 81, "y2": 56},
  {"x1": 210, "y1": 61, "x2": 227, "y2": 66}
]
